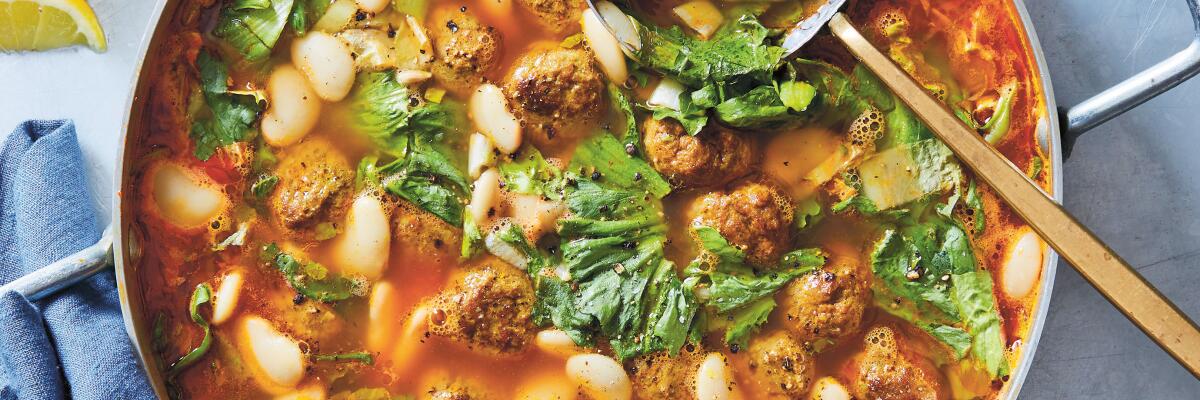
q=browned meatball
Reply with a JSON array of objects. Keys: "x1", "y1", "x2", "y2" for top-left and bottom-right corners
[
  {"x1": 628, "y1": 346, "x2": 705, "y2": 399},
  {"x1": 425, "y1": 261, "x2": 535, "y2": 355},
  {"x1": 430, "y1": 7, "x2": 502, "y2": 95},
  {"x1": 778, "y1": 262, "x2": 870, "y2": 345},
  {"x1": 270, "y1": 139, "x2": 352, "y2": 230},
  {"x1": 746, "y1": 330, "x2": 816, "y2": 398},
  {"x1": 642, "y1": 117, "x2": 754, "y2": 188},
  {"x1": 392, "y1": 200, "x2": 462, "y2": 264},
  {"x1": 514, "y1": 0, "x2": 584, "y2": 34},
  {"x1": 690, "y1": 179, "x2": 795, "y2": 267},
  {"x1": 847, "y1": 326, "x2": 946, "y2": 400},
  {"x1": 504, "y1": 47, "x2": 605, "y2": 147}
]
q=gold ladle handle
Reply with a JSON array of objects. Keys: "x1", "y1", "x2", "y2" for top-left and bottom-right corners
[{"x1": 827, "y1": 13, "x2": 1200, "y2": 378}]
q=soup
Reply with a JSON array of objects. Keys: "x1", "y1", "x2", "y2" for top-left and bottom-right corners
[{"x1": 131, "y1": 0, "x2": 1051, "y2": 398}]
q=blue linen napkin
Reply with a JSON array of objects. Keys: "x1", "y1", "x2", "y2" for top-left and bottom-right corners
[{"x1": 0, "y1": 120, "x2": 155, "y2": 400}]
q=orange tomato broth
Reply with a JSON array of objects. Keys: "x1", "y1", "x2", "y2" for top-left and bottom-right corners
[{"x1": 131, "y1": 0, "x2": 1051, "y2": 398}]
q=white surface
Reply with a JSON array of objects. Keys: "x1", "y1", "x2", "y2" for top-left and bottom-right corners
[{"x1": 0, "y1": 0, "x2": 159, "y2": 222}]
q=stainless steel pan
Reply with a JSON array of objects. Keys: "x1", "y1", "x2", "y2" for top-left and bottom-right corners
[{"x1": 5, "y1": 0, "x2": 1200, "y2": 397}]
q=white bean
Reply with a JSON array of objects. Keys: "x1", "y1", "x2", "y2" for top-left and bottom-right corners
[
  {"x1": 331, "y1": 195, "x2": 391, "y2": 280},
  {"x1": 467, "y1": 132, "x2": 495, "y2": 179},
  {"x1": 261, "y1": 65, "x2": 321, "y2": 147},
  {"x1": 508, "y1": 193, "x2": 565, "y2": 242},
  {"x1": 566, "y1": 354, "x2": 631, "y2": 400},
  {"x1": 469, "y1": 169, "x2": 502, "y2": 227},
  {"x1": 581, "y1": 8, "x2": 628, "y2": 83},
  {"x1": 535, "y1": 329, "x2": 586, "y2": 359},
  {"x1": 292, "y1": 32, "x2": 355, "y2": 102},
  {"x1": 367, "y1": 281, "x2": 400, "y2": 352},
  {"x1": 354, "y1": 0, "x2": 389, "y2": 13},
  {"x1": 695, "y1": 352, "x2": 735, "y2": 400},
  {"x1": 391, "y1": 306, "x2": 432, "y2": 377},
  {"x1": 1002, "y1": 230, "x2": 1043, "y2": 299},
  {"x1": 211, "y1": 270, "x2": 244, "y2": 325},
  {"x1": 150, "y1": 162, "x2": 226, "y2": 229},
  {"x1": 238, "y1": 316, "x2": 307, "y2": 393},
  {"x1": 810, "y1": 377, "x2": 851, "y2": 400},
  {"x1": 468, "y1": 84, "x2": 522, "y2": 154}
]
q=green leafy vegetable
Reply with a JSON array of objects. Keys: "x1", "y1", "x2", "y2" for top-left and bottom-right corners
[
  {"x1": 779, "y1": 80, "x2": 817, "y2": 112},
  {"x1": 349, "y1": 72, "x2": 471, "y2": 225},
  {"x1": 290, "y1": 0, "x2": 331, "y2": 34},
  {"x1": 685, "y1": 227, "x2": 826, "y2": 347},
  {"x1": 213, "y1": 0, "x2": 294, "y2": 64},
  {"x1": 952, "y1": 271, "x2": 1009, "y2": 377},
  {"x1": 497, "y1": 145, "x2": 564, "y2": 201},
  {"x1": 868, "y1": 213, "x2": 1009, "y2": 378},
  {"x1": 608, "y1": 83, "x2": 640, "y2": 151},
  {"x1": 168, "y1": 283, "x2": 214, "y2": 377},
  {"x1": 965, "y1": 180, "x2": 985, "y2": 233},
  {"x1": 856, "y1": 138, "x2": 963, "y2": 211},
  {"x1": 189, "y1": 50, "x2": 262, "y2": 161},
  {"x1": 1029, "y1": 156, "x2": 1044, "y2": 180},
  {"x1": 313, "y1": 351, "x2": 374, "y2": 365},
  {"x1": 262, "y1": 243, "x2": 363, "y2": 302},
  {"x1": 636, "y1": 14, "x2": 783, "y2": 87},
  {"x1": 568, "y1": 133, "x2": 670, "y2": 199},
  {"x1": 723, "y1": 297, "x2": 776, "y2": 348},
  {"x1": 982, "y1": 84, "x2": 1016, "y2": 144},
  {"x1": 250, "y1": 174, "x2": 279, "y2": 198},
  {"x1": 533, "y1": 132, "x2": 697, "y2": 360}
]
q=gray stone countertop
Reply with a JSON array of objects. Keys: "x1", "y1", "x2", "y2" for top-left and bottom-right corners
[{"x1": 1, "y1": 0, "x2": 1198, "y2": 398}]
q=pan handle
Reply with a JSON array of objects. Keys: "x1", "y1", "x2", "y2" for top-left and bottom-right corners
[
  {"x1": 0, "y1": 227, "x2": 113, "y2": 302},
  {"x1": 1061, "y1": 0, "x2": 1200, "y2": 155}
]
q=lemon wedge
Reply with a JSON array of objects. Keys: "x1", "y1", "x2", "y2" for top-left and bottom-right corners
[{"x1": 0, "y1": 0, "x2": 106, "y2": 52}]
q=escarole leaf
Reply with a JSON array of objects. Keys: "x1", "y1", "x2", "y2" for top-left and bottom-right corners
[
  {"x1": 686, "y1": 227, "x2": 827, "y2": 347},
  {"x1": 290, "y1": 0, "x2": 332, "y2": 34},
  {"x1": 189, "y1": 50, "x2": 262, "y2": 161},
  {"x1": 533, "y1": 132, "x2": 697, "y2": 360},
  {"x1": 213, "y1": 0, "x2": 294, "y2": 65},
  {"x1": 868, "y1": 213, "x2": 1009, "y2": 378},
  {"x1": 168, "y1": 283, "x2": 214, "y2": 377},
  {"x1": 262, "y1": 243, "x2": 364, "y2": 302},
  {"x1": 857, "y1": 138, "x2": 963, "y2": 211},
  {"x1": 632, "y1": 14, "x2": 817, "y2": 130},
  {"x1": 636, "y1": 14, "x2": 783, "y2": 87},
  {"x1": 497, "y1": 145, "x2": 564, "y2": 201},
  {"x1": 349, "y1": 72, "x2": 470, "y2": 225}
]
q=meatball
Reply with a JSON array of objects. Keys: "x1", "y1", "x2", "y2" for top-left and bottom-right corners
[
  {"x1": 425, "y1": 261, "x2": 535, "y2": 355},
  {"x1": 514, "y1": 0, "x2": 584, "y2": 34},
  {"x1": 392, "y1": 200, "x2": 462, "y2": 264},
  {"x1": 430, "y1": 8, "x2": 502, "y2": 95},
  {"x1": 746, "y1": 331, "x2": 816, "y2": 398},
  {"x1": 270, "y1": 139, "x2": 352, "y2": 230},
  {"x1": 642, "y1": 117, "x2": 754, "y2": 188},
  {"x1": 778, "y1": 262, "x2": 870, "y2": 345},
  {"x1": 690, "y1": 179, "x2": 795, "y2": 267},
  {"x1": 504, "y1": 47, "x2": 605, "y2": 147},
  {"x1": 628, "y1": 346, "x2": 705, "y2": 399},
  {"x1": 847, "y1": 326, "x2": 946, "y2": 400}
]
